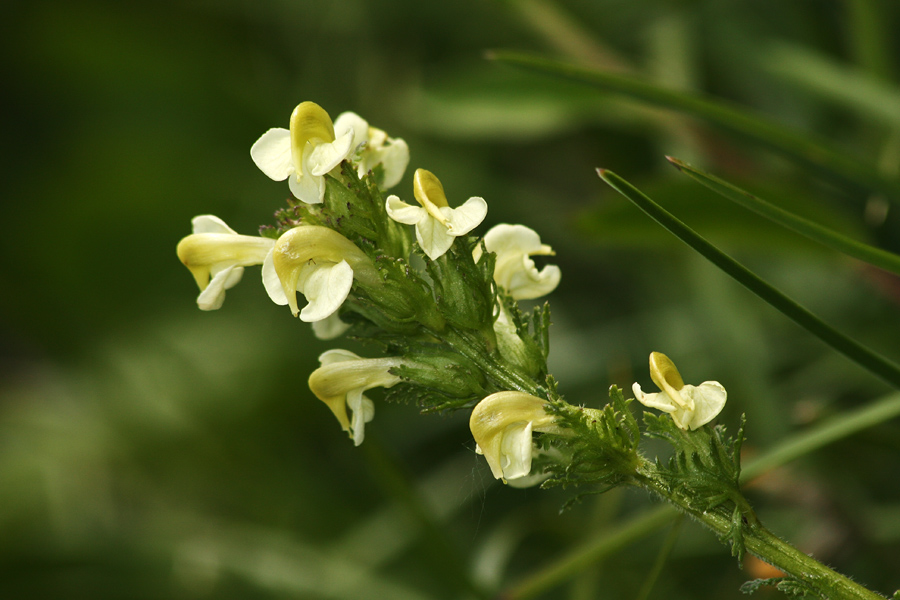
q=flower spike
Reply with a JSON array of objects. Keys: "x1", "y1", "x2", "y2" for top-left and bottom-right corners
[
  {"x1": 632, "y1": 352, "x2": 726, "y2": 430},
  {"x1": 176, "y1": 215, "x2": 275, "y2": 310},
  {"x1": 251, "y1": 101, "x2": 354, "y2": 204},
  {"x1": 308, "y1": 349, "x2": 404, "y2": 445},
  {"x1": 386, "y1": 169, "x2": 487, "y2": 260},
  {"x1": 469, "y1": 391, "x2": 559, "y2": 483},
  {"x1": 262, "y1": 226, "x2": 379, "y2": 321}
]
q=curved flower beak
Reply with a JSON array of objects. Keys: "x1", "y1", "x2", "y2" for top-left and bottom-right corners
[
  {"x1": 308, "y1": 349, "x2": 404, "y2": 445},
  {"x1": 469, "y1": 391, "x2": 559, "y2": 482},
  {"x1": 633, "y1": 352, "x2": 727, "y2": 430},
  {"x1": 176, "y1": 215, "x2": 275, "y2": 310},
  {"x1": 264, "y1": 226, "x2": 379, "y2": 320}
]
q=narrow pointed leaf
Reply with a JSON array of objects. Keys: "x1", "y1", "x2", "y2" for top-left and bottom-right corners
[
  {"x1": 597, "y1": 168, "x2": 900, "y2": 389},
  {"x1": 488, "y1": 50, "x2": 900, "y2": 203},
  {"x1": 667, "y1": 157, "x2": 900, "y2": 276}
]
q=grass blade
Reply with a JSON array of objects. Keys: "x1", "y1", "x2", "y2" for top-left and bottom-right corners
[
  {"x1": 597, "y1": 168, "x2": 900, "y2": 389},
  {"x1": 487, "y1": 50, "x2": 900, "y2": 203},
  {"x1": 667, "y1": 156, "x2": 900, "y2": 275}
]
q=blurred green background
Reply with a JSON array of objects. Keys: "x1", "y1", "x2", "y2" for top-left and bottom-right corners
[{"x1": 3, "y1": 0, "x2": 900, "y2": 598}]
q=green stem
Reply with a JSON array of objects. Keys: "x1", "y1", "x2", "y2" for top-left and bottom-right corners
[{"x1": 639, "y1": 479, "x2": 886, "y2": 600}]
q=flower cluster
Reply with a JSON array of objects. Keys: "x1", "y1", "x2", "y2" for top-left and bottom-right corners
[
  {"x1": 177, "y1": 101, "x2": 566, "y2": 457},
  {"x1": 176, "y1": 100, "x2": 727, "y2": 488}
]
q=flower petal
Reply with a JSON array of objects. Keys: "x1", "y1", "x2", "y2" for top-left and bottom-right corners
[
  {"x1": 288, "y1": 170, "x2": 325, "y2": 204},
  {"x1": 312, "y1": 312, "x2": 351, "y2": 340},
  {"x1": 444, "y1": 197, "x2": 487, "y2": 236},
  {"x1": 379, "y1": 138, "x2": 410, "y2": 189},
  {"x1": 346, "y1": 388, "x2": 375, "y2": 446},
  {"x1": 484, "y1": 223, "x2": 543, "y2": 257},
  {"x1": 196, "y1": 265, "x2": 242, "y2": 310},
  {"x1": 298, "y1": 260, "x2": 354, "y2": 322},
  {"x1": 250, "y1": 128, "x2": 293, "y2": 181},
  {"x1": 318, "y1": 348, "x2": 360, "y2": 365},
  {"x1": 332, "y1": 112, "x2": 370, "y2": 151},
  {"x1": 192, "y1": 215, "x2": 238, "y2": 235},
  {"x1": 262, "y1": 249, "x2": 288, "y2": 305},
  {"x1": 684, "y1": 382, "x2": 727, "y2": 429},
  {"x1": 500, "y1": 421, "x2": 534, "y2": 480},
  {"x1": 632, "y1": 383, "x2": 678, "y2": 413},
  {"x1": 415, "y1": 214, "x2": 455, "y2": 260},
  {"x1": 385, "y1": 196, "x2": 425, "y2": 225},
  {"x1": 307, "y1": 128, "x2": 354, "y2": 176},
  {"x1": 506, "y1": 263, "x2": 561, "y2": 300}
]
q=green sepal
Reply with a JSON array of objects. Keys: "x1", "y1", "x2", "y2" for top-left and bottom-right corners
[
  {"x1": 348, "y1": 254, "x2": 445, "y2": 335},
  {"x1": 387, "y1": 348, "x2": 489, "y2": 411},
  {"x1": 323, "y1": 163, "x2": 412, "y2": 262},
  {"x1": 643, "y1": 412, "x2": 752, "y2": 562},
  {"x1": 492, "y1": 291, "x2": 548, "y2": 377},
  {"x1": 741, "y1": 577, "x2": 819, "y2": 598},
  {"x1": 426, "y1": 236, "x2": 496, "y2": 333},
  {"x1": 542, "y1": 386, "x2": 642, "y2": 490}
]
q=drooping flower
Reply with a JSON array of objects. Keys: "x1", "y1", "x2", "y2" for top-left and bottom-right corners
[
  {"x1": 632, "y1": 352, "x2": 726, "y2": 430},
  {"x1": 262, "y1": 225, "x2": 379, "y2": 322},
  {"x1": 474, "y1": 224, "x2": 561, "y2": 300},
  {"x1": 469, "y1": 391, "x2": 559, "y2": 483},
  {"x1": 176, "y1": 215, "x2": 275, "y2": 310},
  {"x1": 308, "y1": 349, "x2": 404, "y2": 445},
  {"x1": 386, "y1": 169, "x2": 487, "y2": 260},
  {"x1": 250, "y1": 101, "x2": 355, "y2": 204},
  {"x1": 332, "y1": 112, "x2": 409, "y2": 189}
]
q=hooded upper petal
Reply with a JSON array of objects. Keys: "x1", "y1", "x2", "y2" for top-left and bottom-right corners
[
  {"x1": 269, "y1": 226, "x2": 379, "y2": 319},
  {"x1": 469, "y1": 391, "x2": 558, "y2": 482}
]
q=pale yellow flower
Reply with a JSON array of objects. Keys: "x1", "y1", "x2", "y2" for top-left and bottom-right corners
[
  {"x1": 386, "y1": 169, "x2": 487, "y2": 260},
  {"x1": 251, "y1": 102, "x2": 354, "y2": 204},
  {"x1": 632, "y1": 352, "x2": 726, "y2": 430},
  {"x1": 469, "y1": 391, "x2": 559, "y2": 483},
  {"x1": 474, "y1": 224, "x2": 560, "y2": 300},
  {"x1": 262, "y1": 226, "x2": 379, "y2": 322},
  {"x1": 308, "y1": 349, "x2": 404, "y2": 445},
  {"x1": 332, "y1": 111, "x2": 409, "y2": 189},
  {"x1": 176, "y1": 215, "x2": 274, "y2": 310}
]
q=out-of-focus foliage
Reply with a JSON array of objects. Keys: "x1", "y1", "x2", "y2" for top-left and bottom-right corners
[{"x1": 2, "y1": 0, "x2": 900, "y2": 598}]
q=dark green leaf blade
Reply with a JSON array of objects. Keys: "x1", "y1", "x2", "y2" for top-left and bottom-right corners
[
  {"x1": 667, "y1": 157, "x2": 900, "y2": 276},
  {"x1": 596, "y1": 168, "x2": 900, "y2": 389}
]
